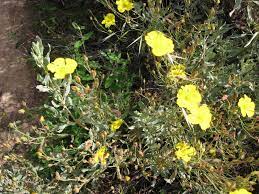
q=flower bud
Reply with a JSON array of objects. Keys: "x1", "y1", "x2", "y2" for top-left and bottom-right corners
[
  {"x1": 92, "y1": 79, "x2": 99, "y2": 88},
  {"x1": 36, "y1": 151, "x2": 43, "y2": 158},
  {"x1": 91, "y1": 70, "x2": 97, "y2": 79},
  {"x1": 73, "y1": 186, "x2": 80, "y2": 194},
  {"x1": 100, "y1": 131, "x2": 108, "y2": 139},
  {"x1": 55, "y1": 171, "x2": 61, "y2": 181},
  {"x1": 84, "y1": 85, "x2": 91, "y2": 94},
  {"x1": 71, "y1": 86, "x2": 79, "y2": 92},
  {"x1": 84, "y1": 140, "x2": 93, "y2": 151},
  {"x1": 83, "y1": 54, "x2": 88, "y2": 63},
  {"x1": 138, "y1": 151, "x2": 144, "y2": 157},
  {"x1": 74, "y1": 76, "x2": 81, "y2": 83}
]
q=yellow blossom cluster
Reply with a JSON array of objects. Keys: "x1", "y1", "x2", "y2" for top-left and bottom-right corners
[
  {"x1": 110, "y1": 119, "x2": 124, "y2": 132},
  {"x1": 47, "y1": 58, "x2": 77, "y2": 79},
  {"x1": 101, "y1": 0, "x2": 134, "y2": 28},
  {"x1": 167, "y1": 64, "x2": 186, "y2": 81},
  {"x1": 177, "y1": 84, "x2": 212, "y2": 130},
  {"x1": 175, "y1": 141, "x2": 196, "y2": 163},
  {"x1": 102, "y1": 13, "x2": 116, "y2": 28},
  {"x1": 93, "y1": 146, "x2": 110, "y2": 166},
  {"x1": 145, "y1": 31, "x2": 174, "y2": 57}
]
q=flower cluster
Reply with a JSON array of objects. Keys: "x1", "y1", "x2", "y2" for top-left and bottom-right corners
[
  {"x1": 167, "y1": 64, "x2": 186, "y2": 81},
  {"x1": 101, "y1": 1, "x2": 134, "y2": 28},
  {"x1": 102, "y1": 13, "x2": 116, "y2": 28},
  {"x1": 47, "y1": 58, "x2": 77, "y2": 79},
  {"x1": 177, "y1": 84, "x2": 212, "y2": 130},
  {"x1": 175, "y1": 142, "x2": 196, "y2": 163},
  {"x1": 145, "y1": 31, "x2": 174, "y2": 57},
  {"x1": 93, "y1": 146, "x2": 110, "y2": 166}
]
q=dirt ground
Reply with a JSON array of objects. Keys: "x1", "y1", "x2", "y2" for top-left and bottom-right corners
[{"x1": 0, "y1": 0, "x2": 39, "y2": 163}]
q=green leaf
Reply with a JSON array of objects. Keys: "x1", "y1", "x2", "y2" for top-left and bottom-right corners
[
  {"x1": 104, "y1": 77, "x2": 114, "y2": 89},
  {"x1": 74, "y1": 40, "x2": 84, "y2": 49},
  {"x1": 72, "y1": 22, "x2": 82, "y2": 30},
  {"x1": 82, "y1": 32, "x2": 93, "y2": 41}
]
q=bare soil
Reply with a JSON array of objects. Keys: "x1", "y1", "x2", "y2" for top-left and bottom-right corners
[{"x1": 0, "y1": 0, "x2": 40, "y2": 164}]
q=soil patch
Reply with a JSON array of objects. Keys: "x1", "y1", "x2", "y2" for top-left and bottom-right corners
[{"x1": 0, "y1": 0, "x2": 40, "y2": 163}]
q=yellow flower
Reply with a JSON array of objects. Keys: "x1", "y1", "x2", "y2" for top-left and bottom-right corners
[
  {"x1": 175, "y1": 142, "x2": 196, "y2": 163},
  {"x1": 167, "y1": 64, "x2": 186, "y2": 81},
  {"x1": 209, "y1": 148, "x2": 216, "y2": 156},
  {"x1": 125, "y1": 176, "x2": 131, "y2": 182},
  {"x1": 238, "y1": 95, "x2": 255, "y2": 117},
  {"x1": 188, "y1": 104, "x2": 212, "y2": 130},
  {"x1": 47, "y1": 58, "x2": 78, "y2": 79},
  {"x1": 101, "y1": 13, "x2": 116, "y2": 28},
  {"x1": 110, "y1": 119, "x2": 123, "y2": 132},
  {"x1": 207, "y1": 23, "x2": 216, "y2": 31},
  {"x1": 36, "y1": 151, "x2": 43, "y2": 158},
  {"x1": 176, "y1": 84, "x2": 202, "y2": 111},
  {"x1": 18, "y1": 109, "x2": 26, "y2": 114},
  {"x1": 93, "y1": 146, "x2": 109, "y2": 166},
  {"x1": 145, "y1": 31, "x2": 174, "y2": 57},
  {"x1": 229, "y1": 188, "x2": 252, "y2": 194},
  {"x1": 116, "y1": 0, "x2": 134, "y2": 13},
  {"x1": 39, "y1": 116, "x2": 45, "y2": 123},
  {"x1": 215, "y1": 0, "x2": 220, "y2": 4}
]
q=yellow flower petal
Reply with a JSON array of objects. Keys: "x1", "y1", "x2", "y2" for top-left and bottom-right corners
[
  {"x1": 229, "y1": 188, "x2": 252, "y2": 194},
  {"x1": 52, "y1": 58, "x2": 66, "y2": 67},
  {"x1": 65, "y1": 58, "x2": 78, "y2": 74},
  {"x1": 176, "y1": 84, "x2": 202, "y2": 111},
  {"x1": 188, "y1": 104, "x2": 212, "y2": 130},
  {"x1": 47, "y1": 62, "x2": 58, "y2": 73},
  {"x1": 18, "y1": 109, "x2": 26, "y2": 114},
  {"x1": 54, "y1": 68, "x2": 67, "y2": 79},
  {"x1": 110, "y1": 119, "x2": 123, "y2": 132}
]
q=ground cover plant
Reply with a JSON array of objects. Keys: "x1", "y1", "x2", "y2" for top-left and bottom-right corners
[{"x1": 0, "y1": 0, "x2": 258, "y2": 193}]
